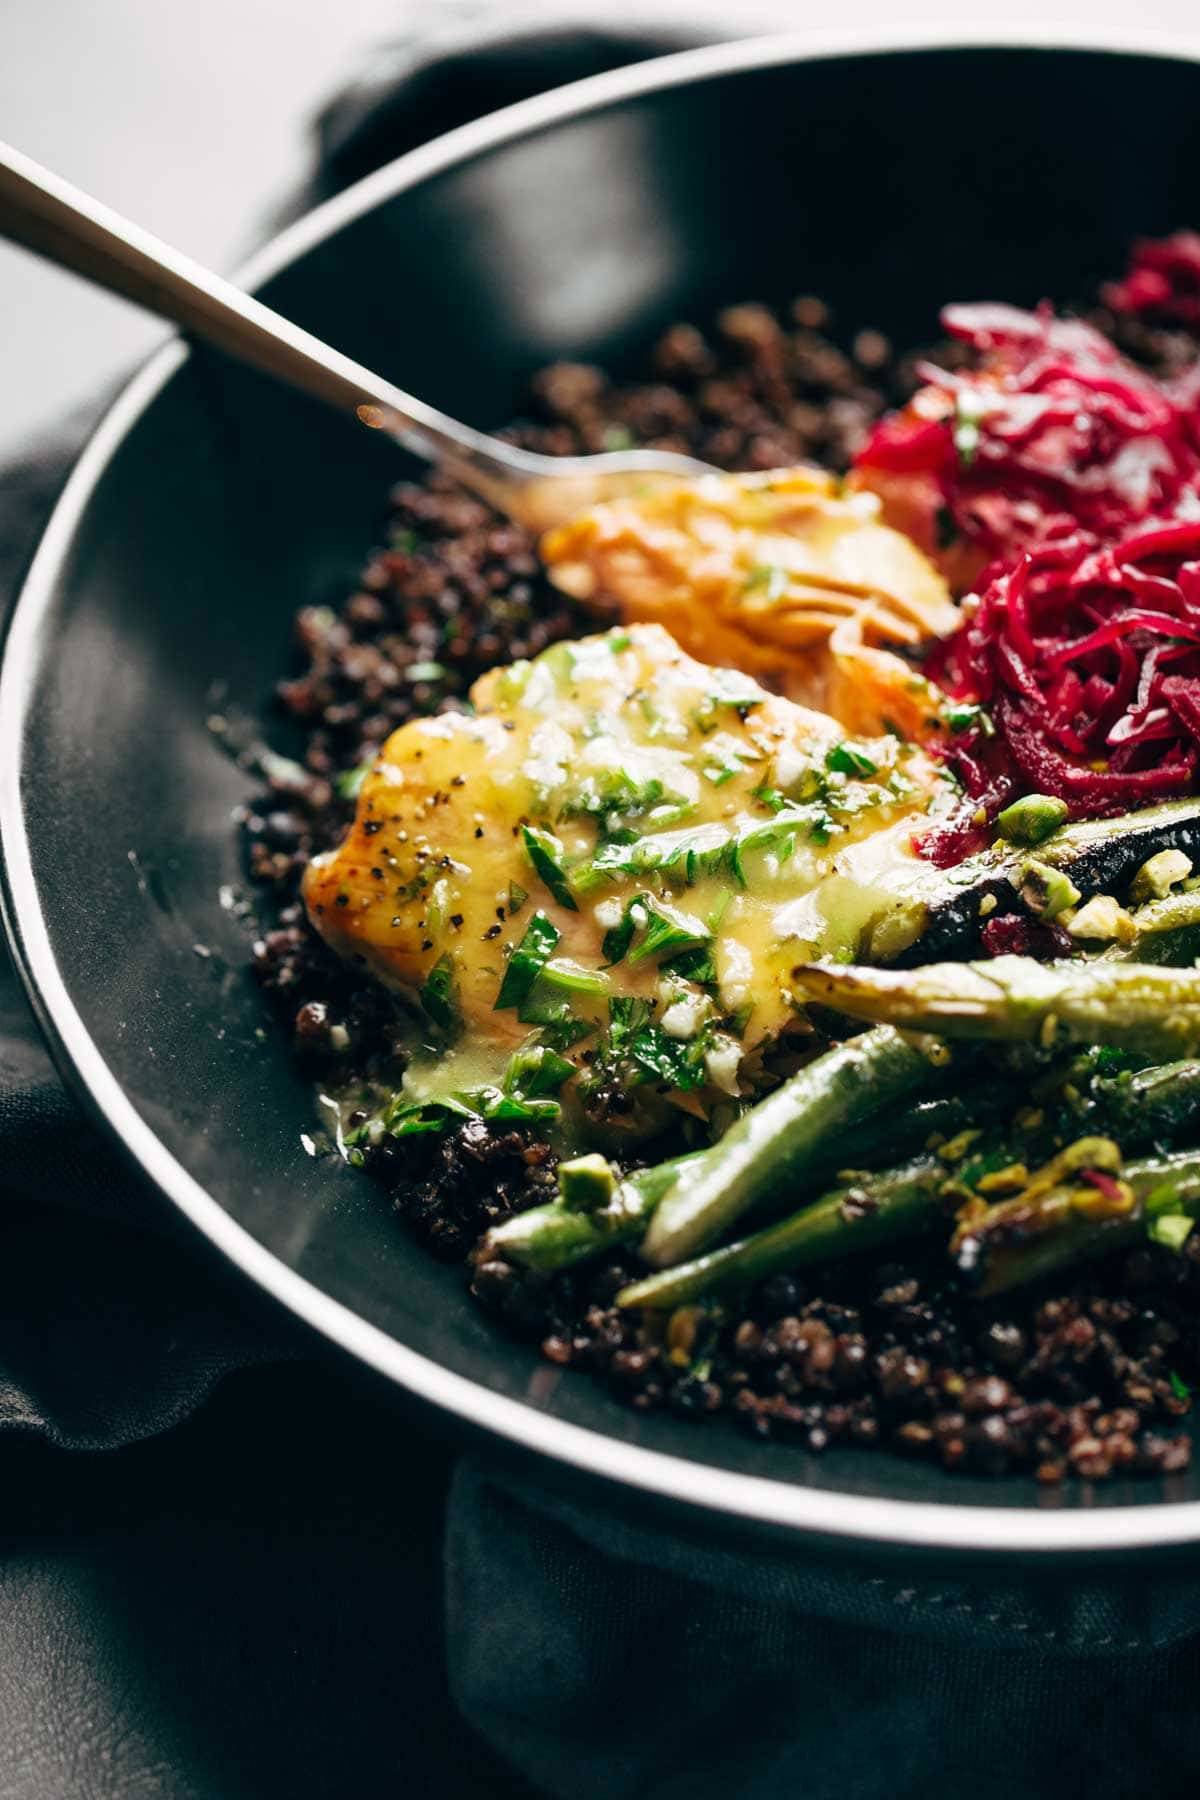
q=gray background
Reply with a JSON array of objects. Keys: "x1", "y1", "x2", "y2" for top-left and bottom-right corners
[{"x1": 5, "y1": 0, "x2": 1200, "y2": 460}]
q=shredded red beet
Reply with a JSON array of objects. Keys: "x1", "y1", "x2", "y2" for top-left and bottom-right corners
[
  {"x1": 1103, "y1": 231, "x2": 1200, "y2": 330},
  {"x1": 926, "y1": 525, "x2": 1200, "y2": 823},
  {"x1": 854, "y1": 302, "x2": 1200, "y2": 568}
]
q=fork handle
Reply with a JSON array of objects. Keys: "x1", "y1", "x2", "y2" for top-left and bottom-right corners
[{"x1": 0, "y1": 137, "x2": 499, "y2": 468}]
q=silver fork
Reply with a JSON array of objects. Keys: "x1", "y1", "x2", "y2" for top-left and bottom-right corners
[{"x1": 0, "y1": 139, "x2": 713, "y2": 535}]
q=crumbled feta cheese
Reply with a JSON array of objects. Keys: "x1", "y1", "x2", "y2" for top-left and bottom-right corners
[
  {"x1": 772, "y1": 741, "x2": 810, "y2": 794},
  {"x1": 719, "y1": 938, "x2": 754, "y2": 1010},
  {"x1": 660, "y1": 990, "x2": 708, "y2": 1040},
  {"x1": 593, "y1": 897, "x2": 624, "y2": 929},
  {"x1": 704, "y1": 1034, "x2": 743, "y2": 1095}
]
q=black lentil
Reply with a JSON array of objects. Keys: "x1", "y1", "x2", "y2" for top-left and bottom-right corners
[{"x1": 246, "y1": 293, "x2": 1199, "y2": 1485}]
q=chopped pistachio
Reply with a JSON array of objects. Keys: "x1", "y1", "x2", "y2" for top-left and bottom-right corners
[
  {"x1": 976, "y1": 1163, "x2": 1030, "y2": 1196},
  {"x1": 1149, "y1": 1212, "x2": 1195, "y2": 1253},
  {"x1": 937, "y1": 1128, "x2": 982, "y2": 1165},
  {"x1": 1017, "y1": 858, "x2": 1081, "y2": 921},
  {"x1": 863, "y1": 897, "x2": 928, "y2": 962},
  {"x1": 1130, "y1": 848, "x2": 1193, "y2": 905},
  {"x1": 995, "y1": 792, "x2": 1069, "y2": 847},
  {"x1": 1066, "y1": 894, "x2": 1137, "y2": 944},
  {"x1": 558, "y1": 1153, "x2": 618, "y2": 1213}
]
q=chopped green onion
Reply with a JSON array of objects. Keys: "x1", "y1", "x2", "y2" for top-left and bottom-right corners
[{"x1": 507, "y1": 881, "x2": 529, "y2": 915}]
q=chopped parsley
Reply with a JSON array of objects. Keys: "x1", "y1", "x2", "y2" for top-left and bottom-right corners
[
  {"x1": 496, "y1": 911, "x2": 559, "y2": 1010},
  {"x1": 572, "y1": 804, "x2": 833, "y2": 896},
  {"x1": 627, "y1": 899, "x2": 711, "y2": 966},
  {"x1": 941, "y1": 700, "x2": 993, "y2": 737},
  {"x1": 585, "y1": 993, "x2": 712, "y2": 1095},
  {"x1": 559, "y1": 767, "x2": 693, "y2": 831},
  {"x1": 516, "y1": 990, "x2": 593, "y2": 1050},
  {"x1": 826, "y1": 741, "x2": 878, "y2": 779},
  {"x1": 689, "y1": 668, "x2": 765, "y2": 733},
  {"x1": 522, "y1": 825, "x2": 578, "y2": 911},
  {"x1": 418, "y1": 954, "x2": 459, "y2": 1033},
  {"x1": 335, "y1": 759, "x2": 374, "y2": 801},
  {"x1": 602, "y1": 894, "x2": 710, "y2": 968},
  {"x1": 500, "y1": 1043, "x2": 576, "y2": 1098},
  {"x1": 357, "y1": 1041, "x2": 575, "y2": 1142},
  {"x1": 538, "y1": 957, "x2": 610, "y2": 997}
]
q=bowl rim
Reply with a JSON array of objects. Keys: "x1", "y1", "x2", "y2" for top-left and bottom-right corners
[{"x1": 6, "y1": 22, "x2": 1200, "y2": 1556}]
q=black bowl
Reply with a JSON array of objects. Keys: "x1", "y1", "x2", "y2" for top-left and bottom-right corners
[{"x1": 6, "y1": 30, "x2": 1200, "y2": 1558}]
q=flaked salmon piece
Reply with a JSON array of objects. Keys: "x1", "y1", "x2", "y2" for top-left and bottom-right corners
[{"x1": 540, "y1": 467, "x2": 957, "y2": 738}]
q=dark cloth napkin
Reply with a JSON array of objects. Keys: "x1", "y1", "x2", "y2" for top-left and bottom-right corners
[{"x1": 5, "y1": 13, "x2": 1200, "y2": 1800}]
